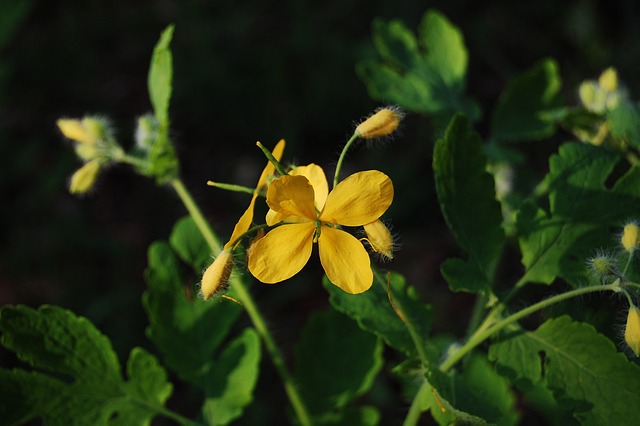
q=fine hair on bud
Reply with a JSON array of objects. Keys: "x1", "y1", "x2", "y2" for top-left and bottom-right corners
[
  {"x1": 355, "y1": 106, "x2": 404, "y2": 140},
  {"x1": 621, "y1": 221, "x2": 639, "y2": 254},
  {"x1": 587, "y1": 250, "x2": 621, "y2": 283},
  {"x1": 200, "y1": 249, "x2": 234, "y2": 300},
  {"x1": 360, "y1": 219, "x2": 399, "y2": 262}
]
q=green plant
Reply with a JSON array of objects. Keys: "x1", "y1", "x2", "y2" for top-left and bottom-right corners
[{"x1": 3, "y1": 9, "x2": 640, "y2": 425}]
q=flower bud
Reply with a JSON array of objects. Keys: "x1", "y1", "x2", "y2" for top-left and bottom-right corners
[
  {"x1": 69, "y1": 159, "x2": 101, "y2": 195},
  {"x1": 135, "y1": 114, "x2": 160, "y2": 151},
  {"x1": 625, "y1": 306, "x2": 640, "y2": 357},
  {"x1": 588, "y1": 253, "x2": 619, "y2": 280},
  {"x1": 200, "y1": 249, "x2": 234, "y2": 300},
  {"x1": 599, "y1": 67, "x2": 618, "y2": 93},
  {"x1": 622, "y1": 222, "x2": 639, "y2": 253},
  {"x1": 363, "y1": 219, "x2": 394, "y2": 260},
  {"x1": 355, "y1": 107, "x2": 403, "y2": 139}
]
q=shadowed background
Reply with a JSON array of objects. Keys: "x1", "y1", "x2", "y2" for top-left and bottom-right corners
[{"x1": 1, "y1": 0, "x2": 638, "y2": 423}]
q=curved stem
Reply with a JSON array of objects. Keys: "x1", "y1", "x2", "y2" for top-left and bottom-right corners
[
  {"x1": 169, "y1": 178, "x2": 313, "y2": 426},
  {"x1": 333, "y1": 133, "x2": 359, "y2": 188},
  {"x1": 403, "y1": 381, "x2": 431, "y2": 426},
  {"x1": 439, "y1": 283, "x2": 621, "y2": 372}
]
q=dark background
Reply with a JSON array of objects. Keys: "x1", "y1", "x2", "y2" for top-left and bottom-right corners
[{"x1": 1, "y1": 0, "x2": 639, "y2": 423}]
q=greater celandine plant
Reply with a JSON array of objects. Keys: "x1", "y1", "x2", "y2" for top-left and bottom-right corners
[{"x1": 3, "y1": 9, "x2": 640, "y2": 426}]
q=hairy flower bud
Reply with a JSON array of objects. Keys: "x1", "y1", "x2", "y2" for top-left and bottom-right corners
[
  {"x1": 599, "y1": 67, "x2": 618, "y2": 93},
  {"x1": 625, "y1": 306, "x2": 640, "y2": 357},
  {"x1": 69, "y1": 159, "x2": 101, "y2": 195},
  {"x1": 622, "y1": 222, "x2": 639, "y2": 253},
  {"x1": 588, "y1": 252, "x2": 619, "y2": 280},
  {"x1": 57, "y1": 118, "x2": 99, "y2": 144},
  {"x1": 200, "y1": 249, "x2": 234, "y2": 300},
  {"x1": 355, "y1": 107, "x2": 403, "y2": 139},
  {"x1": 363, "y1": 219, "x2": 394, "y2": 259}
]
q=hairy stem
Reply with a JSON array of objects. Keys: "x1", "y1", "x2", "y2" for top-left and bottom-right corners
[{"x1": 169, "y1": 178, "x2": 313, "y2": 426}]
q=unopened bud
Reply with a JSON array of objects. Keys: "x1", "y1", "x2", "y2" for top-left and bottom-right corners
[
  {"x1": 135, "y1": 114, "x2": 160, "y2": 151},
  {"x1": 588, "y1": 253, "x2": 619, "y2": 279},
  {"x1": 622, "y1": 222, "x2": 639, "y2": 253},
  {"x1": 69, "y1": 159, "x2": 101, "y2": 195},
  {"x1": 355, "y1": 107, "x2": 403, "y2": 139},
  {"x1": 200, "y1": 249, "x2": 234, "y2": 300},
  {"x1": 363, "y1": 219, "x2": 394, "y2": 260},
  {"x1": 625, "y1": 306, "x2": 640, "y2": 357},
  {"x1": 599, "y1": 67, "x2": 618, "y2": 93}
]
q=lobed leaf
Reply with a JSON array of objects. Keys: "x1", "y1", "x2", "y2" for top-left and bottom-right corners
[
  {"x1": 143, "y1": 241, "x2": 243, "y2": 388},
  {"x1": 202, "y1": 329, "x2": 261, "y2": 426},
  {"x1": 357, "y1": 9, "x2": 479, "y2": 120},
  {"x1": 434, "y1": 114, "x2": 505, "y2": 293},
  {"x1": 294, "y1": 309, "x2": 383, "y2": 415},
  {"x1": 324, "y1": 271, "x2": 431, "y2": 357},
  {"x1": 489, "y1": 316, "x2": 640, "y2": 425},
  {"x1": 0, "y1": 305, "x2": 171, "y2": 425},
  {"x1": 517, "y1": 142, "x2": 640, "y2": 285},
  {"x1": 491, "y1": 59, "x2": 562, "y2": 142},
  {"x1": 170, "y1": 216, "x2": 212, "y2": 272}
]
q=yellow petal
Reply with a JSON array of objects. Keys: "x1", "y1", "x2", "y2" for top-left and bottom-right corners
[
  {"x1": 321, "y1": 170, "x2": 394, "y2": 226},
  {"x1": 625, "y1": 306, "x2": 640, "y2": 357},
  {"x1": 224, "y1": 194, "x2": 258, "y2": 249},
  {"x1": 200, "y1": 249, "x2": 233, "y2": 300},
  {"x1": 256, "y1": 139, "x2": 286, "y2": 190},
  {"x1": 248, "y1": 223, "x2": 315, "y2": 283},
  {"x1": 290, "y1": 164, "x2": 329, "y2": 210},
  {"x1": 266, "y1": 209, "x2": 308, "y2": 226},
  {"x1": 318, "y1": 227, "x2": 373, "y2": 294},
  {"x1": 266, "y1": 175, "x2": 317, "y2": 220}
]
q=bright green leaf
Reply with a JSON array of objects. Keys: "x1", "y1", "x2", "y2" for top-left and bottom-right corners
[
  {"x1": 148, "y1": 25, "x2": 174, "y2": 127},
  {"x1": 489, "y1": 316, "x2": 640, "y2": 425},
  {"x1": 324, "y1": 271, "x2": 431, "y2": 357},
  {"x1": 294, "y1": 309, "x2": 383, "y2": 415},
  {"x1": 202, "y1": 329, "x2": 261, "y2": 426},
  {"x1": 517, "y1": 142, "x2": 640, "y2": 285},
  {"x1": 434, "y1": 114, "x2": 505, "y2": 293},
  {"x1": 491, "y1": 59, "x2": 562, "y2": 142},
  {"x1": 143, "y1": 241, "x2": 243, "y2": 388},
  {"x1": 0, "y1": 305, "x2": 171, "y2": 426},
  {"x1": 357, "y1": 9, "x2": 480, "y2": 120},
  {"x1": 170, "y1": 216, "x2": 212, "y2": 271}
]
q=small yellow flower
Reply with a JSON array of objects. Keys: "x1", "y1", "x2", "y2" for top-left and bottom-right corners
[
  {"x1": 248, "y1": 166, "x2": 394, "y2": 293},
  {"x1": 625, "y1": 306, "x2": 640, "y2": 357},
  {"x1": 622, "y1": 222, "x2": 639, "y2": 253},
  {"x1": 200, "y1": 249, "x2": 234, "y2": 300},
  {"x1": 598, "y1": 67, "x2": 618, "y2": 93},
  {"x1": 363, "y1": 219, "x2": 394, "y2": 260},
  {"x1": 223, "y1": 139, "x2": 286, "y2": 250},
  {"x1": 69, "y1": 159, "x2": 101, "y2": 195},
  {"x1": 355, "y1": 107, "x2": 403, "y2": 139}
]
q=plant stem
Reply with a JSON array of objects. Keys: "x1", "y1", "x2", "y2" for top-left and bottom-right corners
[
  {"x1": 169, "y1": 178, "x2": 313, "y2": 426},
  {"x1": 333, "y1": 133, "x2": 359, "y2": 188},
  {"x1": 439, "y1": 283, "x2": 621, "y2": 372},
  {"x1": 403, "y1": 380, "x2": 431, "y2": 426}
]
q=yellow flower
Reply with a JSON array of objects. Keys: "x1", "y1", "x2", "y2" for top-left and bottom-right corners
[
  {"x1": 248, "y1": 166, "x2": 394, "y2": 293},
  {"x1": 223, "y1": 139, "x2": 286, "y2": 250},
  {"x1": 625, "y1": 306, "x2": 640, "y2": 357},
  {"x1": 200, "y1": 249, "x2": 234, "y2": 300},
  {"x1": 355, "y1": 107, "x2": 403, "y2": 139},
  {"x1": 57, "y1": 118, "x2": 100, "y2": 144},
  {"x1": 69, "y1": 159, "x2": 101, "y2": 195}
]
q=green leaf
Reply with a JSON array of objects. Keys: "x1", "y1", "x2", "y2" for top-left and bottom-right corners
[
  {"x1": 324, "y1": 271, "x2": 431, "y2": 357},
  {"x1": 143, "y1": 241, "x2": 243, "y2": 387},
  {"x1": 491, "y1": 59, "x2": 562, "y2": 142},
  {"x1": 294, "y1": 309, "x2": 383, "y2": 415},
  {"x1": 609, "y1": 101, "x2": 640, "y2": 148},
  {"x1": 148, "y1": 25, "x2": 174, "y2": 127},
  {"x1": 357, "y1": 9, "x2": 479, "y2": 120},
  {"x1": 170, "y1": 216, "x2": 212, "y2": 271},
  {"x1": 0, "y1": 305, "x2": 171, "y2": 425},
  {"x1": 489, "y1": 316, "x2": 640, "y2": 425},
  {"x1": 434, "y1": 115, "x2": 505, "y2": 293},
  {"x1": 313, "y1": 406, "x2": 380, "y2": 426},
  {"x1": 202, "y1": 329, "x2": 261, "y2": 426},
  {"x1": 517, "y1": 142, "x2": 640, "y2": 285}
]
